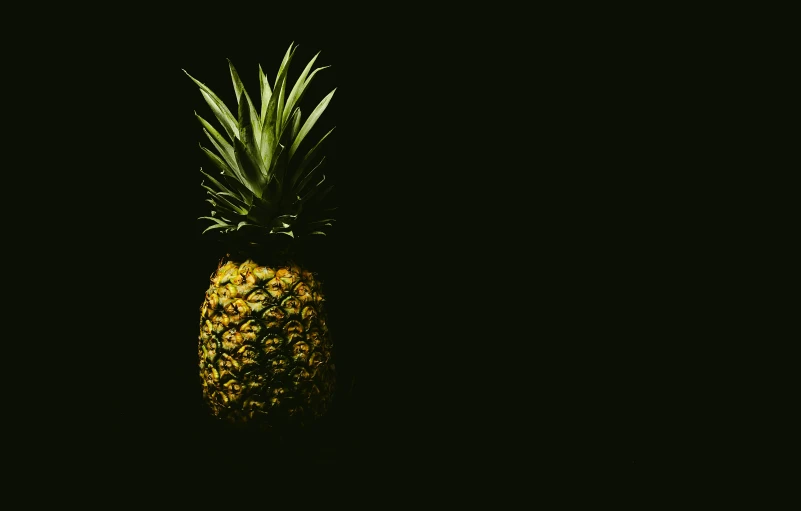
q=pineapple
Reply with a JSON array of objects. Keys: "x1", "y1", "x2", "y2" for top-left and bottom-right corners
[{"x1": 185, "y1": 42, "x2": 338, "y2": 429}]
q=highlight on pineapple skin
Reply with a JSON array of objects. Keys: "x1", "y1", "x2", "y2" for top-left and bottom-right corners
[{"x1": 198, "y1": 258, "x2": 335, "y2": 428}]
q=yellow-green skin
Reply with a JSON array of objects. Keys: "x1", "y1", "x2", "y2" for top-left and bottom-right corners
[{"x1": 198, "y1": 258, "x2": 335, "y2": 427}]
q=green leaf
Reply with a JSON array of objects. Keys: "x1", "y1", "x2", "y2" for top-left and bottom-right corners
[
  {"x1": 251, "y1": 194, "x2": 278, "y2": 216},
  {"x1": 200, "y1": 157, "x2": 252, "y2": 203},
  {"x1": 289, "y1": 108, "x2": 302, "y2": 141},
  {"x1": 202, "y1": 178, "x2": 249, "y2": 211},
  {"x1": 270, "y1": 229, "x2": 294, "y2": 238},
  {"x1": 261, "y1": 44, "x2": 297, "y2": 165},
  {"x1": 229, "y1": 59, "x2": 262, "y2": 150},
  {"x1": 203, "y1": 194, "x2": 241, "y2": 215},
  {"x1": 217, "y1": 191, "x2": 247, "y2": 202},
  {"x1": 294, "y1": 156, "x2": 326, "y2": 195},
  {"x1": 202, "y1": 223, "x2": 233, "y2": 234},
  {"x1": 184, "y1": 69, "x2": 238, "y2": 141},
  {"x1": 297, "y1": 180, "x2": 332, "y2": 207},
  {"x1": 234, "y1": 136, "x2": 268, "y2": 197},
  {"x1": 237, "y1": 93, "x2": 255, "y2": 155},
  {"x1": 275, "y1": 41, "x2": 297, "y2": 125},
  {"x1": 289, "y1": 127, "x2": 335, "y2": 189},
  {"x1": 196, "y1": 113, "x2": 236, "y2": 171},
  {"x1": 289, "y1": 88, "x2": 336, "y2": 161},
  {"x1": 199, "y1": 143, "x2": 234, "y2": 177},
  {"x1": 199, "y1": 168, "x2": 234, "y2": 195},
  {"x1": 200, "y1": 144, "x2": 254, "y2": 195},
  {"x1": 276, "y1": 78, "x2": 286, "y2": 136},
  {"x1": 246, "y1": 89, "x2": 263, "y2": 147},
  {"x1": 202, "y1": 130, "x2": 240, "y2": 182},
  {"x1": 229, "y1": 59, "x2": 245, "y2": 102},
  {"x1": 281, "y1": 51, "x2": 322, "y2": 125},
  {"x1": 201, "y1": 90, "x2": 238, "y2": 142},
  {"x1": 294, "y1": 174, "x2": 326, "y2": 205},
  {"x1": 267, "y1": 143, "x2": 288, "y2": 193},
  {"x1": 205, "y1": 200, "x2": 244, "y2": 218},
  {"x1": 259, "y1": 64, "x2": 272, "y2": 121},
  {"x1": 259, "y1": 118, "x2": 275, "y2": 165},
  {"x1": 202, "y1": 184, "x2": 248, "y2": 214},
  {"x1": 268, "y1": 214, "x2": 298, "y2": 229},
  {"x1": 199, "y1": 216, "x2": 229, "y2": 226},
  {"x1": 283, "y1": 62, "x2": 330, "y2": 126}
]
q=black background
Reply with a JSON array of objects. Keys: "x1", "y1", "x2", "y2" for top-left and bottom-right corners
[{"x1": 15, "y1": 10, "x2": 647, "y2": 495}]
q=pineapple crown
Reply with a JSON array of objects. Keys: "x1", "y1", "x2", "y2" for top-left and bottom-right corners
[{"x1": 185, "y1": 42, "x2": 337, "y2": 245}]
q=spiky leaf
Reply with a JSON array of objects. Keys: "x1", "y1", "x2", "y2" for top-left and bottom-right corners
[
  {"x1": 289, "y1": 89, "x2": 336, "y2": 161},
  {"x1": 289, "y1": 108, "x2": 302, "y2": 141},
  {"x1": 200, "y1": 144, "x2": 255, "y2": 196},
  {"x1": 295, "y1": 157, "x2": 326, "y2": 195},
  {"x1": 282, "y1": 52, "x2": 320, "y2": 125},
  {"x1": 202, "y1": 223, "x2": 234, "y2": 234},
  {"x1": 201, "y1": 184, "x2": 249, "y2": 215},
  {"x1": 261, "y1": 45, "x2": 296, "y2": 164},
  {"x1": 229, "y1": 59, "x2": 262, "y2": 147},
  {"x1": 196, "y1": 114, "x2": 236, "y2": 170},
  {"x1": 259, "y1": 64, "x2": 272, "y2": 120},
  {"x1": 289, "y1": 127, "x2": 335, "y2": 189},
  {"x1": 184, "y1": 70, "x2": 238, "y2": 141},
  {"x1": 283, "y1": 62, "x2": 330, "y2": 126},
  {"x1": 234, "y1": 136, "x2": 268, "y2": 197}
]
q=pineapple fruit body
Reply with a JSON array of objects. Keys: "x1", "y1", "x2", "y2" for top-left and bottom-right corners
[{"x1": 198, "y1": 256, "x2": 335, "y2": 428}]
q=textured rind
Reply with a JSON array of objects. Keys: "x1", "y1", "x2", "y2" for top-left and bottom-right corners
[{"x1": 198, "y1": 258, "x2": 335, "y2": 427}]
